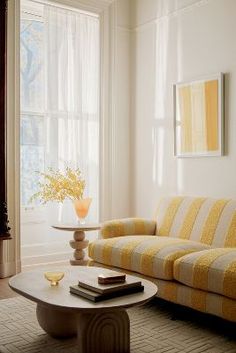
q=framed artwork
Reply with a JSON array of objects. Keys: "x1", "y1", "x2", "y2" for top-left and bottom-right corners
[{"x1": 174, "y1": 73, "x2": 224, "y2": 157}]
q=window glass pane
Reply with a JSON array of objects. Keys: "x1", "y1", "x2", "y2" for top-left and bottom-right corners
[
  {"x1": 21, "y1": 145, "x2": 44, "y2": 206},
  {"x1": 21, "y1": 114, "x2": 44, "y2": 145},
  {"x1": 21, "y1": 20, "x2": 44, "y2": 111},
  {"x1": 20, "y1": 114, "x2": 45, "y2": 206},
  {"x1": 21, "y1": 17, "x2": 45, "y2": 207}
]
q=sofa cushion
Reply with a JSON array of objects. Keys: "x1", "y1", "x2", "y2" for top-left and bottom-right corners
[
  {"x1": 100, "y1": 218, "x2": 156, "y2": 239},
  {"x1": 155, "y1": 279, "x2": 236, "y2": 322},
  {"x1": 88, "y1": 236, "x2": 209, "y2": 280},
  {"x1": 155, "y1": 197, "x2": 236, "y2": 247},
  {"x1": 174, "y1": 248, "x2": 236, "y2": 300}
]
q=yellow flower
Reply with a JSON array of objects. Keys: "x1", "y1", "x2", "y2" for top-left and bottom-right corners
[{"x1": 30, "y1": 167, "x2": 85, "y2": 204}]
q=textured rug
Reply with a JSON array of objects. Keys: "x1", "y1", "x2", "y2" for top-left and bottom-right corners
[{"x1": 0, "y1": 296, "x2": 236, "y2": 353}]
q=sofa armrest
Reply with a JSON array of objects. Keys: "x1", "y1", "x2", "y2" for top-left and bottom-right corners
[{"x1": 100, "y1": 218, "x2": 156, "y2": 239}]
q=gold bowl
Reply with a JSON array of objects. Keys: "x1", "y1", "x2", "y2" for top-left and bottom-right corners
[{"x1": 44, "y1": 271, "x2": 64, "y2": 286}]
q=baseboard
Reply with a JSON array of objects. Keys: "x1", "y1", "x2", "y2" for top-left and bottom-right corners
[{"x1": 21, "y1": 251, "x2": 72, "y2": 266}]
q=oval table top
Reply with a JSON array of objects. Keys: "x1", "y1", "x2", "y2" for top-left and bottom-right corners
[
  {"x1": 52, "y1": 223, "x2": 101, "y2": 232},
  {"x1": 9, "y1": 266, "x2": 157, "y2": 313}
]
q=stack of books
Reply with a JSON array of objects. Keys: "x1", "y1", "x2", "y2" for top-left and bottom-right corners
[{"x1": 70, "y1": 271, "x2": 144, "y2": 302}]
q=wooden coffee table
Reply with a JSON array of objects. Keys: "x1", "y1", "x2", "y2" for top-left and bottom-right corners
[{"x1": 9, "y1": 266, "x2": 157, "y2": 353}]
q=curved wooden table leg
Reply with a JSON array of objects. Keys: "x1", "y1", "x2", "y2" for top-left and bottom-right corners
[
  {"x1": 36, "y1": 304, "x2": 77, "y2": 338},
  {"x1": 36, "y1": 304, "x2": 130, "y2": 352},
  {"x1": 77, "y1": 309, "x2": 130, "y2": 353}
]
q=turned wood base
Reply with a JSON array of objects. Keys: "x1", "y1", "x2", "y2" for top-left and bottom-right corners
[
  {"x1": 70, "y1": 259, "x2": 89, "y2": 265},
  {"x1": 52, "y1": 224, "x2": 101, "y2": 266},
  {"x1": 36, "y1": 304, "x2": 77, "y2": 338},
  {"x1": 70, "y1": 231, "x2": 89, "y2": 265},
  {"x1": 77, "y1": 309, "x2": 130, "y2": 353},
  {"x1": 36, "y1": 304, "x2": 130, "y2": 352}
]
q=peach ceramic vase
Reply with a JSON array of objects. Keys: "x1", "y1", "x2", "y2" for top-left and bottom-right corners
[{"x1": 73, "y1": 198, "x2": 92, "y2": 224}]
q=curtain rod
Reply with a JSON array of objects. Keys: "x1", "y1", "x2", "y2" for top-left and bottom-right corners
[{"x1": 24, "y1": 0, "x2": 99, "y2": 19}]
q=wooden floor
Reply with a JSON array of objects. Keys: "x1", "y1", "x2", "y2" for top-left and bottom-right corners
[
  {"x1": 0, "y1": 261, "x2": 69, "y2": 299},
  {"x1": 0, "y1": 277, "x2": 17, "y2": 299}
]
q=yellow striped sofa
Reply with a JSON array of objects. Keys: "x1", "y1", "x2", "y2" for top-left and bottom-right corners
[{"x1": 88, "y1": 197, "x2": 236, "y2": 322}]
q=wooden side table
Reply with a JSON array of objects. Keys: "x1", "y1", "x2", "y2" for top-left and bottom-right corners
[{"x1": 52, "y1": 224, "x2": 100, "y2": 265}]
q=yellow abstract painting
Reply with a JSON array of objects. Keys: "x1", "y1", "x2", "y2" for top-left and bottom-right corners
[{"x1": 174, "y1": 74, "x2": 223, "y2": 157}]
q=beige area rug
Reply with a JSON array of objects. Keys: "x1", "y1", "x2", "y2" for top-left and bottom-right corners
[{"x1": 0, "y1": 296, "x2": 236, "y2": 353}]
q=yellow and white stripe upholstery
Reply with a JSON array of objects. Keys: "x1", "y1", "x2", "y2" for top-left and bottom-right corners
[
  {"x1": 156, "y1": 279, "x2": 236, "y2": 322},
  {"x1": 88, "y1": 262, "x2": 236, "y2": 322},
  {"x1": 100, "y1": 218, "x2": 156, "y2": 239},
  {"x1": 89, "y1": 196, "x2": 236, "y2": 322},
  {"x1": 155, "y1": 197, "x2": 236, "y2": 247},
  {"x1": 88, "y1": 236, "x2": 209, "y2": 280},
  {"x1": 173, "y1": 248, "x2": 236, "y2": 300}
]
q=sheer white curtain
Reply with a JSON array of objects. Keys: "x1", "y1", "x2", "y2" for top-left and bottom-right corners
[{"x1": 44, "y1": 5, "x2": 100, "y2": 223}]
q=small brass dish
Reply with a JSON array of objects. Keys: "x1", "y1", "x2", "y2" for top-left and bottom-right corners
[{"x1": 44, "y1": 271, "x2": 64, "y2": 286}]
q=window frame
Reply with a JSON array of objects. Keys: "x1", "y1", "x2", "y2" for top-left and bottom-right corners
[
  {"x1": 6, "y1": 0, "x2": 113, "y2": 275},
  {"x1": 20, "y1": 9, "x2": 46, "y2": 219},
  {"x1": 20, "y1": 0, "x2": 106, "y2": 223}
]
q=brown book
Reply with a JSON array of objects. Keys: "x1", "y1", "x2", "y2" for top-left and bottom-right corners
[
  {"x1": 78, "y1": 275, "x2": 142, "y2": 295},
  {"x1": 70, "y1": 284, "x2": 144, "y2": 302},
  {"x1": 98, "y1": 271, "x2": 126, "y2": 284}
]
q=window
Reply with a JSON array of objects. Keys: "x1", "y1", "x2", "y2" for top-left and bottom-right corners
[
  {"x1": 20, "y1": 0, "x2": 100, "y2": 264},
  {"x1": 20, "y1": 1, "x2": 100, "y2": 216},
  {"x1": 21, "y1": 14, "x2": 45, "y2": 207}
]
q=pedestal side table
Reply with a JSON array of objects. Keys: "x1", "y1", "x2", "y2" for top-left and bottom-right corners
[{"x1": 52, "y1": 224, "x2": 100, "y2": 265}]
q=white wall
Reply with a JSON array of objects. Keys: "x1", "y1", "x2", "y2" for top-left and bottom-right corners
[
  {"x1": 131, "y1": 0, "x2": 236, "y2": 217},
  {"x1": 108, "y1": 0, "x2": 131, "y2": 219}
]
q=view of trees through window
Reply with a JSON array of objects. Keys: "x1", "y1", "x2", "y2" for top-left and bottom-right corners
[{"x1": 20, "y1": 19, "x2": 44, "y2": 206}]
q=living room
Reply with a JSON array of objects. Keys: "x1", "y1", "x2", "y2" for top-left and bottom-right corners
[{"x1": 0, "y1": 0, "x2": 236, "y2": 352}]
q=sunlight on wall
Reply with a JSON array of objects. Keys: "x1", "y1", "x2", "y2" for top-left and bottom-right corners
[
  {"x1": 154, "y1": 16, "x2": 169, "y2": 188},
  {"x1": 152, "y1": 127, "x2": 157, "y2": 182},
  {"x1": 177, "y1": 15, "x2": 183, "y2": 83},
  {"x1": 154, "y1": 7, "x2": 185, "y2": 193},
  {"x1": 157, "y1": 127, "x2": 165, "y2": 186},
  {"x1": 155, "y1": 17, "x2": 169, "y2": 120},
  {"x1": 176, "y1": 11, "x2": 185, "y2": 194}
]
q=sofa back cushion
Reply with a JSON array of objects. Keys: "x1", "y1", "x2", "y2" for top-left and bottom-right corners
[{"x1": 155, "y1": 197, "x2": 236, "y2": 247}]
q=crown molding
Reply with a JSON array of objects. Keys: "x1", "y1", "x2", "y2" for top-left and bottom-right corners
[
  {"x1": 49, "y1": 0, "x2": 114, "y2": 13},
  {"x1": 132, "y1": 0, "x2": 209, "y2": 32}
]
